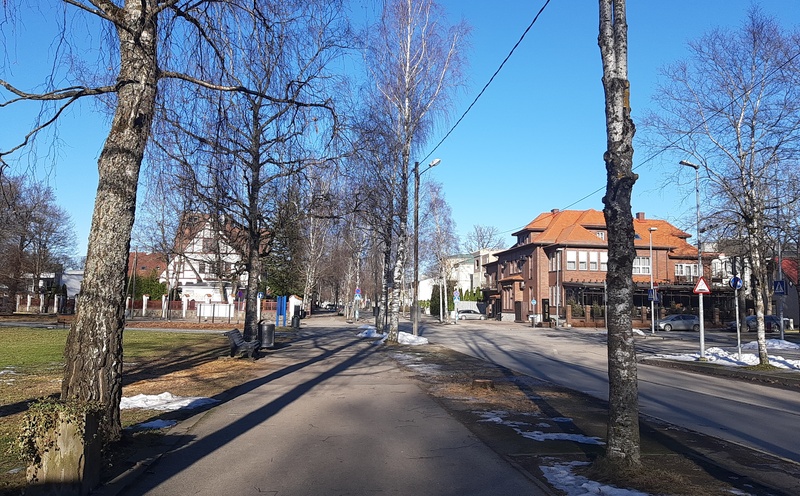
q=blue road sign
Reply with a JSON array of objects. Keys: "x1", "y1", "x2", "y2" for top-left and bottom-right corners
[
  {"x1": 647, "y1": 288, "x2": 658, "y2": 302},
  {"x1": 729, "y1": 276, "x2": 743, "y2": 290},
  {"x1": 774, "y1": 280, "x2": 787, "y2": 295}
]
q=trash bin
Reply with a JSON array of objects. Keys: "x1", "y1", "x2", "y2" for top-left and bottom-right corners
[
  {"x1": 259, "y1": 320, "x2": 275, "y2": 348},
  {"x1": 291, "y1": 314, "x2": 300, "y2": 329}
]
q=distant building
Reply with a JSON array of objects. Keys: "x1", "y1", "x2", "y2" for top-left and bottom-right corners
[
  {"x1": 482, "y1": 209, "x2": 733, "y2": 324},
  {"x1": 160, "y1": 213, "x2": 250, "y2": 303}
]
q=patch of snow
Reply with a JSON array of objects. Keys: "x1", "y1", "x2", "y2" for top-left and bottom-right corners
[
  {"x1": 127, "y1": 419, "x2": 178, "y2": 431},
  {"x1": 652, "y1": 341, "x2": 800, "y2": 370},
  {"x1": 540, "y1": 461, "x2": 650, "y2": 496},
  {"x1": 356, "y1": 327, "x2": 385, "y2": 338},
  {"x1": 398, "y1": 331, "x2": 428, "y2": 345},
  {"x1": 120, "y1": 392, "x2": 219, "y2": 411},
  {"x1": 515, "y1": 429, "x2": 605, "y2": 445},
  {"x1": 742, "y1": 339, "x2": 800, "y2": 350},
  {"x1": 0, "y1": 367, "x2": 17, "y2": 375}
]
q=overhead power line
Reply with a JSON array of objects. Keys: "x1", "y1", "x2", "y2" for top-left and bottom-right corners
[{"x1": 419, "y1": 0, "x2": 552, "y2": 164}]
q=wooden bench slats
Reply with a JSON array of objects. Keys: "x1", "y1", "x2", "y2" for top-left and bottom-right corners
[{"x1": 223, "y1": 329, "x2": 259, "y2": 359}]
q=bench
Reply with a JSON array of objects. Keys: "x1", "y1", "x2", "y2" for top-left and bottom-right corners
[{"x1": 223, "y1": 329, "x2": 259, "y2": 359}]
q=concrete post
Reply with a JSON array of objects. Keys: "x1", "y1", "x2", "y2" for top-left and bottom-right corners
[{"x1": 142, "y1": 295, "x2": 149, "y2": 317}]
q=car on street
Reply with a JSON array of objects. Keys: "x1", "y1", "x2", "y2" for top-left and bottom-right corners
[
  {"x1": 726, "y1": 315, "x2": 782, "y2": 332},
  {"x1": 656, "y1": 314, "x2": 700, "y2": 331},
  {"x1": 457, "y1": 309, "x2": 486, "y2": 320}
]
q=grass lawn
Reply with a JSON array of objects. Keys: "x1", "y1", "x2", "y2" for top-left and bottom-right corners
[{"x1": 0, "y1": 326, "x2": 268, "y2": 494}]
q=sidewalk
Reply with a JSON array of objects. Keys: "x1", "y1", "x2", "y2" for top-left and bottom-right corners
[{"x1": 107, "y1": 323, "x2": 549, "y2": 496}]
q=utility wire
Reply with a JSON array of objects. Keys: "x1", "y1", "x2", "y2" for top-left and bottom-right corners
[
  {"x1": 559, "y1": 49, "x2": 800, "y2": 212},
  {"x1": 419, "y1": 0, "x2": 552, "y2": 164}
]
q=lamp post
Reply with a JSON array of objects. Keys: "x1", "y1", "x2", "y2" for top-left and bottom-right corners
[
  {"x1": 679, "y1": 160, "x2": 705, "y2": 360},
  {"x1": 555, "y1": 248, "x2": 564, "y2": 327},
  {"x1": 413, "y1": 158, "x2": 441, "y2": 336},
  {"x1": 649, "y1": 227, "x2": 658, "y2": 335}
]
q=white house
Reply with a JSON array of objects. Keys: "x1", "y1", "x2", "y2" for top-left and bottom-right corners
[{"x1": 161, "y1": 213, "x2": 249, "y2": 303}]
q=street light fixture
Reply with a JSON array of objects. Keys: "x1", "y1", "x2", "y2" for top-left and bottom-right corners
[
  {"x1": 679, "y1": 160, "x2": 705, "y2": 360},
  {"x1": 413, "y1": 158, "x2": 441, "y2": 336},
  {"x1": 649, "y1": 227, "x2": 658, "y2": 335}
]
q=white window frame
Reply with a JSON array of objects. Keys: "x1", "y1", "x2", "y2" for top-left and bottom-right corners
[
  {"x1": 566, "y1": 250, "x2": 577, "y2": 270},
  {"x1": 632, "y1": 256, "x2": 651, "y2": 275},
  {"x1": 589, "y1": 252, "x2": 598, "y2": 271},
  {"x1": 600, "y1": 252, "x2": 608, "y2": 271},
  {"x1": 578, "y1": 251, "x2": 588, "y2": 270}
]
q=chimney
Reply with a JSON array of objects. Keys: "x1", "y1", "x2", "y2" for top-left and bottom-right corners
[
  {"x1": 551, "y1": 208, "x2": 560, "y2": 214},
  {"x1": 635, "y1": 212, "x2": 645, "y2": 220}
]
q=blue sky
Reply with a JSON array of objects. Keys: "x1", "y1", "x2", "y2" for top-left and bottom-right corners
[{"x1": 2, "y1": 1, "x2": 799, "y2": 259}]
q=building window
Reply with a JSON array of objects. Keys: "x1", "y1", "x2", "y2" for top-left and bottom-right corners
[
  {"x1": 198, "y1": 262, "x2": 206, "y2": 274},
  {"x1": 632, "y1": 257, "x2": 651, "y2": 275},
  {"x1": 566, "y1": 250, "x2": 577, "y2": 270},
  {"x1": 675, "y1": 264, "x2": 698, "y2": 276},
  {"x1": 589, "y1": 252, "x2": 598, "y2": 271},
  {"x1": 600, "y1": 252, "x2": 608, "y2": 271},
  {"x1": 596, "y1": 231, "x2": 605, "y2": 240},
  {"x1": 578, "y1": 251, "x2": 588, "y2": 270}
]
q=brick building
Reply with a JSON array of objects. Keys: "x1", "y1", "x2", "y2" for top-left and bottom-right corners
[{"x1": 482, "y1": 209, "x2": 724, "y2": 325}]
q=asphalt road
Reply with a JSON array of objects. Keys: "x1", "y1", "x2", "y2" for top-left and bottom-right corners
[{"x1": 420, "y1": 319, "x2": 800, "y2": 463}]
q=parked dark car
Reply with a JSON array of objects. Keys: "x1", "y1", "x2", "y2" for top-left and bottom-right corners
[
  {"x1": 656, "y1": 314, "x2": 700, "y2": 331},
  {"x1": 726, "y1": 315, "x2": 782, "y2": 332},
  {"x1": 457, "y1": 309, "x2": 486, "y2": 320}
]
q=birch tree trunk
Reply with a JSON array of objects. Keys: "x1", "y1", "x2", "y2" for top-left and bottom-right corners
[
  {"x1": 598, "y1": 0, "x2": 641, "y2": 469},
  {"x1": 62, "y1": 1, "x2": 159, "y2": 442}
]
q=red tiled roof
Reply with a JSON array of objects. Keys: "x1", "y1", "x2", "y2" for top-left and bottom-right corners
[
  {"x1": 514, "y1": 209, "x2": 697, "y2": 258},
  {"x1": 781, "y1": 259, "x2": 798, "y2": 286},
  {"x1": 127, "y1": 252, "x2": 167, "y2": 277}
]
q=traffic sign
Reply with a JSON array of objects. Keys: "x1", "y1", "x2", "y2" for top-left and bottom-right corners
[
  {"x1": 355, "y1": 287, "x2": 361, "y2": 296},
  {"x1": 729, "y1": 276, "x2": 743, "y2": 290},
  {"x1": 774, "y1": 280, "x2": 787, "y2": 295},
  {"x1": 531, "y1": 299, "x2": 537, "y2": 306},
  {"x1": 647, "y1": 288, "x2": 659, "y2": 302},
  {"x1": 693, "y1": 276, "x2": 711, "y2": 295}
]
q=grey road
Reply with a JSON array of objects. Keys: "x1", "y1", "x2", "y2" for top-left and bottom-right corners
[{"x1": 420, "y1": 320, "x2": 800, "y2": 463}]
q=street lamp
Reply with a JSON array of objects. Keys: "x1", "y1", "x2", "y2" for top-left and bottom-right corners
[
  {"x1": 555, "y1": 248, "x2": 564, "y2": 327},
  {"x1": 413, "y1": 158, "x2": 441, "y2": 336},
  {"x1": 649, "y1": 227, "x2": 658, "y2": 335},
  {"x1": 679, "y1": 160, "x2": 705, "y2": 360}
]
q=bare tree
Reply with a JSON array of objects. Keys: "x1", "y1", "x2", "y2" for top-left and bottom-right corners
[
  {"x1": 1, "y1": 0, "x2": 343, "y2": 443},
  {"x1": 363, "y1": 0, "x2": 468, "y2": 341},
  {"x1": 644, "y1": 8, "x2": 800, "y2": 364},
  {"x1": 420, "y1": 181, "x2": 458, "y2": 321},
  {"x1": 0, "y1": 175, "x2": 77, "y2": 298},
  {"x1": 462, "y1": 224, "x2": 504, "y2": 252},
  {"x1": 148, "y1": 0, "x2": 347, "y2": 340},
  {"x1": 598, "y1": 0, "x2": 641, "y2": 470}
]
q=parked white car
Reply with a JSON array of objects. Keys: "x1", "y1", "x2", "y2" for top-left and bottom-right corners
[
  {"x1": 656, "y1": 314, "x2": 699, "y2": 331},
  {"x1": 457, "y1": 309, "x2": 486, "y2": 320}
]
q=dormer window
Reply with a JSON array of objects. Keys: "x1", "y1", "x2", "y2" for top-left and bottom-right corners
[{"x1": 596, "y1": 231, "x2": 605, "y2": 240}]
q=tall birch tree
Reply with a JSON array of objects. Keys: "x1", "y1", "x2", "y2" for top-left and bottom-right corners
[
  {"x1": 363, "y1": 0, "x2": 467, "y2": 341},
  {"x1": 598, "y1": 0, "x2": 641, "y2": 470}
]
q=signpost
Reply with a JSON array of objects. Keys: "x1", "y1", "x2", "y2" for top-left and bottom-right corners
[
  {"x1": 354, "y1": 287, "x2": 361, "y2": 321},
  {"x1": 693, "y1": 276, "x2": 711, "y2": 360},
  {"x1": 730, "y1": 277, "x2": 743, "y2": 359},
  {"x1": 453, "y1": 289, "x2": 460, "y2": 324}
]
